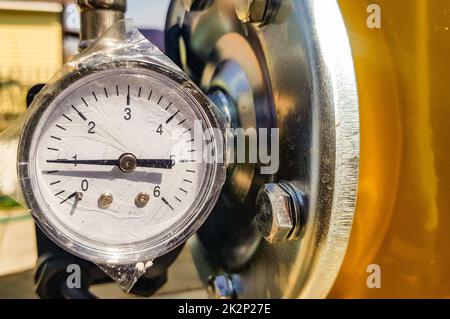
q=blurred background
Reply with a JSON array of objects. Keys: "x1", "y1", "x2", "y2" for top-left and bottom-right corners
[{"x1": 0, "y1": 0, "x2": 205, "y2": 298}]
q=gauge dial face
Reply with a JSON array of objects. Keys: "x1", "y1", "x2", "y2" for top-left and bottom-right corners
[{"x1": 22, "y1": 65, "x2": 222, "y2": 262}]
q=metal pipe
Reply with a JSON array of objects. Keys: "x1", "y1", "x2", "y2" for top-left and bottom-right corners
[{"x1": 77, "y1": 0, "x2": 127, "y2": 51}]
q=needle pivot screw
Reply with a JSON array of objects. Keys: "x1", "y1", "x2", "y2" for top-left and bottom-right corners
[{"x1": 119, "y1": 153, "x2": 137, "y2": 173}]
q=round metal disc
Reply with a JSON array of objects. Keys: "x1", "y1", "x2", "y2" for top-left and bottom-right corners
[{"x1": 166, "y1": 0, "x2": 359, "y2": 298}]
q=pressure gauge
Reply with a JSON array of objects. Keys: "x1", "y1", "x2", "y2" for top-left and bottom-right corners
[{"x1": 18, "y1": 60, "x2": 225, "y2": 264}]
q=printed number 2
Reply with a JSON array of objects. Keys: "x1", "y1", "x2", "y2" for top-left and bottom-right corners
[{"x1": 88, "y1": 121, "x2": 95, "y2": 134}]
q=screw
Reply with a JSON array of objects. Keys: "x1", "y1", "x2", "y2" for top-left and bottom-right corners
[
  {"x1": 235, "y1": 0, "x2": 271, "y2": 24},
  {"x1": 118, "y1": 153, "x2": 137, "y2": 173},
  {"x1": 255, "y1": 182, "x2": 305, "y2": 243},
  {"x1": 98, "y1": 192, "x2": 113, "y2": 209},
  {"x1": 135, "y1": 192, "x2": 150, "y2": 207},
  {"x1": 207, "y1": 273, "x2": 238, "y2": 299}
]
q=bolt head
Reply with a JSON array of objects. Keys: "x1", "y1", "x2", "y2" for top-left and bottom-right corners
[
  {"x1": 235, "y1": 0, "x2": 269, "y2": 24},
  {"x1": 255, "y1": 183, "x2": 294, "y2": 243}
]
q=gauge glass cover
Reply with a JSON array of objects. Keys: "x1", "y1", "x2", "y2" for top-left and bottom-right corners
[{"x1": 19, "y1": 62, "x2": 223, "y2": 264}]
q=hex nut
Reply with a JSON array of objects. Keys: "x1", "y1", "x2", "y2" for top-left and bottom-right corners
[{"x1": 255, "y1": 183, "x2": 295, "y2": 243}]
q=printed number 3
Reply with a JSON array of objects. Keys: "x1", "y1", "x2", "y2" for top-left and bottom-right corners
[{"x1": 124, "y1": 108, "x2": 131, "y2": 120}]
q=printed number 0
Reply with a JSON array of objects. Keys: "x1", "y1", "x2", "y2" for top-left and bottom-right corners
[{"x1": 81, "y1": 179, "x2": 89, "y2": 191}]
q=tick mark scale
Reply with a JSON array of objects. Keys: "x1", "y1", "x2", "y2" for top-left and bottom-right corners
[
  {"x1": 166, "y1": 110, "x2": 180, "y2": 124},
  {"x1": 71, "y1": 105, "x2": 87, "y2": 121}
]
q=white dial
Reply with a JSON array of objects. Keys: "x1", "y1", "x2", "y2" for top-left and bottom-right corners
[{"x1": 19, "y1": 63, "x2": 224, "y2": 264}]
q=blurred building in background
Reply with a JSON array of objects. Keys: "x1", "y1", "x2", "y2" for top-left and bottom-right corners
[
  {"x1": 0, "y1": 1, "x2": 63, "y2": 131},
  {"x1": 0, "y1": 0, "x2": 169, "y2": 208},
  {"x1": 0, "y1": 1, "x2": 60, "y2": 274},
  {"x1": 0, "y1": 0, "x2": 170, "y2": 131}
]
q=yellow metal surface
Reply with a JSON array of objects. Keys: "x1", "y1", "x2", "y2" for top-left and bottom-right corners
[{"x1": 330, "y1": 0, "x2": 450, "y2": 298}]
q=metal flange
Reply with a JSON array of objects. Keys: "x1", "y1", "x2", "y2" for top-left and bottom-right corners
[{"x1": 166, "y1": 0, "x2": 359, "y2": 298}]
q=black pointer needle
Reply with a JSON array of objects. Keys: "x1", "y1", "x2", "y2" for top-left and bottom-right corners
[
  {"x1": 136, "y1": 159, "x2": 174, "y2": 169},
  {"x1": 47, "y1": 159, "x2": 119, "y2": 166},
  {"x1": 60, "y1": 191, "x2": 82, "y2": 204},
  {"x1": 46, "y1": 159, "x2": 174, "y2": 169}
]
